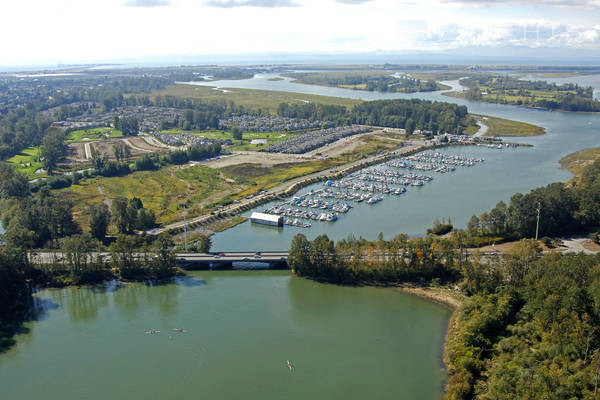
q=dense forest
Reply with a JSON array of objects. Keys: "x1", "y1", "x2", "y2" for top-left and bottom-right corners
[
  {"x1": 460, "y1": 75, "x2": 600, "y2": 112},
  {"x1": 278, "y1": 98, "x2": 472, "y2": 135}
]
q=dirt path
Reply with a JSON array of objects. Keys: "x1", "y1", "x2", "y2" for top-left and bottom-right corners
[{"x1": 97, "y1": 186, "x2": 112, "y2": 208}]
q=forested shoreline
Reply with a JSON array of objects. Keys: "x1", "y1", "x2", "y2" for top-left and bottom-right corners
[{"x1": 288, "y1": 159, "x2": 600, "y2": 399}]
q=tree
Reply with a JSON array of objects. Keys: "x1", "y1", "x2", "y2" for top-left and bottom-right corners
[
  {"x1": 110, "y1": 234, "x2": 139, "y2": 279},
  {"x1": 288, "y1": 234, "x2": 312, "y2": 274},
  {"x1": 148, "y1": 234, "x2": 176, "y2": 279},
  {"x1": 41, "y1": 128, "x2": 66, "y2": 174},
  {"x1": 0, "y1": 162, "x2": 29, "y2": 199},
  {"x1": 112, "y1": 142, "x2": 130, "y2": 161},
  {"x1": 111, "y1": 197, "x2": 133, "y2": 234},
  {"x1": 60, "y1": 234, "x2": 99, "y2": 281},
  {"x1": 194, "y1": 234, "x2": 212, "y2": 253},
  {"x1": 232, "y1": 126, "x2": 243, "y2": 141},
  {"x1": 89, "y1": 203, "x2": 110, "y2": 241}
]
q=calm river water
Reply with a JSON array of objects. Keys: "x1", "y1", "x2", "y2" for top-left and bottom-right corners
[
  {"x1": 182, "y1": 73, "x2": 600, "y2": 250},
  {"x1": 0, "y1": 272, "x2": 450, "y2": 400}
]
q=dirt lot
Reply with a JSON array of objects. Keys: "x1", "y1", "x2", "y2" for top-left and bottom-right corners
[
  {"x1": 201, "y1": 151, "x2": 312, "y2": 168},
  {"x1": 65, "y1": 137, "x2": 165, "y2": 164},
  {"x1": 201, "y1": 129, "x2": 396, "y2": 168}
]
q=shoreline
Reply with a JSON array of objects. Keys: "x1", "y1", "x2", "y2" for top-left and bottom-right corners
[{"x1": 395, "y1": 283, "x2": 464, "y2": 396}]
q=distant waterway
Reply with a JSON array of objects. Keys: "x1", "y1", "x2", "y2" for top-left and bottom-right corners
[
  {"x1": 0, "y1": 271, "x2": 451, "y2": 400},
  {"x1": 182, "y1": 74, "x2": 599, "y2": 250}
]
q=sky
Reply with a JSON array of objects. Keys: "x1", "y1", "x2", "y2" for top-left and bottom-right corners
[{"x1": 1, "y1": 0, "x2": 599, "y2": 66}]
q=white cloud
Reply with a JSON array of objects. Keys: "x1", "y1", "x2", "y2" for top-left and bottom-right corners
[
  {"x1": 124, "y1": 0, "x2": 173, "y2": 7},
  {"x1": 204, "y1": 0, "x2": 298, "y2": 7}
]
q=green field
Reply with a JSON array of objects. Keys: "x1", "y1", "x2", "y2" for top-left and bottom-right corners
[
  {"x1": 6, "y1": 146, "x2": 43, "y2": 178},
  {"x1": 147, "y1": 84, "x2": 360, "y2": 113},
  {"x1": 472, "y1": 115, "x2": 546, "y2": 137},
  {"x1": 67, "y1": 127, "x2": 122, "y2": 143}
]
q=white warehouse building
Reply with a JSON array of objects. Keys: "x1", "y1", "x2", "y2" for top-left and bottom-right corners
[{"x1": 250, "y1": 212, "x2": 283, "y2": 227}]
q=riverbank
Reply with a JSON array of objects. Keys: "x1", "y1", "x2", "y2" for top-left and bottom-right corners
[
  {"x1": 471, "y1": 114, "x2": 546, "y2": 137},
  {"x1": 559, "y1": 146, "x2": 600, "y2": 181}
]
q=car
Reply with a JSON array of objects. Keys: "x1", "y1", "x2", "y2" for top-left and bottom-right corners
[
  {"x1": 218, "y1": 253, "x2": 226, "y2": 256},
  {"x1": 254, "y1": 254, "x2": 262, "y2": 259},
  {"x1": 255, "y1": 251, "x2": 261, "y2": 256},
  {"x1": 213, "y1": 255, "x2": 221, "y2": 259}
]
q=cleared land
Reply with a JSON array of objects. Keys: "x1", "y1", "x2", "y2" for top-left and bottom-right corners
[
  {"x1": 148, "y1": 84, "x2": 360, "y2": 113},
  {"x1": 471, "y1": 115, "x2": 545, "y2": 137}
]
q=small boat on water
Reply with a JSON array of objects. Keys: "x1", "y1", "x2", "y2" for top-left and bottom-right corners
[
  {"x1": 145, "y1": 329, "x2": 161, "y2": 335},
  {"x1": 286, "y1": 360, "x2": 294, "y2": 371},
  {"x1": 172, "y1": 328, "x2": 187, "y2": 333}
]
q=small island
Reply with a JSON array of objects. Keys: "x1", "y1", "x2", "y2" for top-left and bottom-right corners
[
  {"x1": 446, "y1": 74, "x2": 600, "y2": 112},
  {"x1": 284, "y1": 71, "x2": 450, "y2": 93}
]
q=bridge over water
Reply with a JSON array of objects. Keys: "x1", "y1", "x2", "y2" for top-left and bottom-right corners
[{"x1": 175, "y1": 251, "x2": 289, "y2": 270}]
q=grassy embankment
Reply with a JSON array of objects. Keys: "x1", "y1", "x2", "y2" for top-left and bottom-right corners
[
  {"x1": 471, "y1": 114, "x2": 546, "y2": 137},
  {"x1": 148, "y1": 84, "x2": 360, "y2": 113},
  {"x1": 560, "y1": 146, "x2": 600, "y2": 181}
]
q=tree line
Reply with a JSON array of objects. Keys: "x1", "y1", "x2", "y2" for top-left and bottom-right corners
[
  {"x1": 466, "y1": 159, "x2": 600, "y2": 241},
  {"x1": 277, "y1": 98, "x2": 471, "y2": 135}
]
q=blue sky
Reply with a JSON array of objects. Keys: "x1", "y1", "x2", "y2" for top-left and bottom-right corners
[{"x1": 1, "y1": 0, "x2": 599, "y2": 65}]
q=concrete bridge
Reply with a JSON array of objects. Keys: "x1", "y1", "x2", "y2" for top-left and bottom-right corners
[{"x1": 175, "y1": 251, "x2": 289, "y2": 270}]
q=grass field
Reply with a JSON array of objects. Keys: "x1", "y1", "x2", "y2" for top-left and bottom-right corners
[
  {"x1": 6, "y1": 146, "x2": 43, "y2": 178},
  {"x1": 67, "y1": 127, "x2": 122, "y2": 143},
  {"x1": 559, "y1": 147, "x2": 600, "y2": 179},
  {"x1": 148, "y1": 84, "x2": 360, "y2": 113},
  {"x1": 471, "y1": 115, "x2": 546, "y2": 137}
]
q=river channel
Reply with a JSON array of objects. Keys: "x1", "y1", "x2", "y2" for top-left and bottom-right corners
[
  {"x1": 0, "y1": 272, "x2": 450, "y2": 400},
  {"x1": 181, "y1": 73, "x2": 599, "y2": 250}
]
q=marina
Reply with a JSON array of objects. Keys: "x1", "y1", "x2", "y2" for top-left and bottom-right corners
[{"x1": 262, "y1": 151, "x2": 487, "y2": 229}]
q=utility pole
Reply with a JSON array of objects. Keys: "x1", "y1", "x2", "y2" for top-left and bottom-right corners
[
  {"x1": 535, "y1": 202, "x2": 541, "y2": 241},
  {"x1": 183, "y1": 205, "x2": 188, "y2": 251}
]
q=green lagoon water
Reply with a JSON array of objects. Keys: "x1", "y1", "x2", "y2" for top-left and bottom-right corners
[{"x1": 0, "y1": 272, "x2": 451, "y2": 400}]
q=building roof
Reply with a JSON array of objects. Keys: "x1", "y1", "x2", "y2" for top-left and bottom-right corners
[{"x1": 250, "y1": 212, "x2": 282, "y2": 223}]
